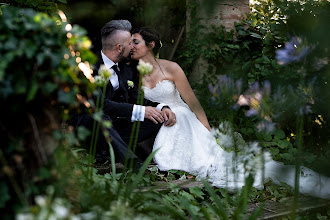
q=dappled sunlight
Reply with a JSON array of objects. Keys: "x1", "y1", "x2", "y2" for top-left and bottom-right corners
[
  {"x1": 58, "y1": 10, "x2": 67, "y2": 22},
  {"x1": 65, "y1": 23, "x2": 72, "y2": 31},
  {"x1": 78, "y1": 62, "x2": 94, "y2": 83}
]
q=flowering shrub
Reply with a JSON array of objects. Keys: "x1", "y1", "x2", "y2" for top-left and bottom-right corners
[{"x1": 276, "y1": 36, "x2": 311, "y2": 65}]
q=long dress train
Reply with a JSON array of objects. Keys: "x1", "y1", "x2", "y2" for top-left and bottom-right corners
[{"x1": 142, "y1": 80, "x2": 330, "y2": 200}]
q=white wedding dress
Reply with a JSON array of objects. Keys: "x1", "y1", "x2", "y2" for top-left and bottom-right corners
[{"x1": 143, "y1": 80, "x2": 330, "y2": 200}]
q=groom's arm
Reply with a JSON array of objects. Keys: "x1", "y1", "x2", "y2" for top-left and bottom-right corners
[
  {"x1": 101, "y1": 93, "x2": 166, "y2": 124},
  {"x1": 92, "y1": 88, "x2": 136, "y2": 121},
  {"x1": 94, "y1": 80, "x2": 170, "y2": 123},
  {"x1": 102, "y1": 98, "x2": 134, "y2": 121}
]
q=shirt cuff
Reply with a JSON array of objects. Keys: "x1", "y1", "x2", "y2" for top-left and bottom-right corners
[
  {"x1": 131, "y1": 105, "x2": 145, "y2": 122},
  {"x1": 156, "y1": 103, "x2": 168, "y2": 111}
]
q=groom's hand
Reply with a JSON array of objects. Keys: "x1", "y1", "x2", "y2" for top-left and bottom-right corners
[
  {"x1": 145, "y1": 106, "x2": 164, "y2": 124},
  {"x1": 161, "y1": 107, "x2": 176, "y2": 127}
]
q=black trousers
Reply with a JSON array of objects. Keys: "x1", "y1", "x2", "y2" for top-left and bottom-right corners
[
  {"x1": 69, "y1": 114, "x2": 162, "y2": 163},
  {"x1": 114, "y1": 119, "x2": 162, "y2": 160}
]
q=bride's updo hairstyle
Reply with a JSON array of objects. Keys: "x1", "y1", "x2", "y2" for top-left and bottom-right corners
[{"x1": 132, "y1": 27, "x2": 162, "y2": 57}]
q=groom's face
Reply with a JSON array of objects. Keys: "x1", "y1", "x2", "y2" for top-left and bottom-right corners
[{"x1": 118, "y1": 31, "x2": 132, "y2": 61}]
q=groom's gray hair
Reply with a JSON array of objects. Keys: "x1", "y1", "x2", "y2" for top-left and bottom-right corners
[{"x1": 101, "y1": 20, "x2": 132, "y2": 51}]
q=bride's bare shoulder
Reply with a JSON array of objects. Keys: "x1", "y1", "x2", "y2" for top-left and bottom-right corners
[{"x1": 158, "y1": 59, "x2": 183, "y2": 73}]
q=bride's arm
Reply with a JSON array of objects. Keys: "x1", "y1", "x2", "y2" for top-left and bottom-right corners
[{"x1": 168, "y1": 62, "x2": 211, "y2": 131}]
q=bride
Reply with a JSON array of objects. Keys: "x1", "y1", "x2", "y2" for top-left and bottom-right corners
[{"x1": 130, "y1": 27, "x2": 330, "y2": 200}]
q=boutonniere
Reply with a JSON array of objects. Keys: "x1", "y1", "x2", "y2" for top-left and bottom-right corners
[{"x1": 127, "y1": 80, "x2": 134, "y2": 89}]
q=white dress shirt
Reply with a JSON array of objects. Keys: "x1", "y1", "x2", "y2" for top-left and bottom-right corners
[{"x1": 101, "y1": 51, "x2": 119, "y2": 90}]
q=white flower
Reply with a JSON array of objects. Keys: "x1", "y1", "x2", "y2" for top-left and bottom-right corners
[
  {"x1": 35, "y1": 196, "x2": 47, "y2": 207},
  {"x1": 218, "y1": 121, "x2": 233, "y2": 134},
  {"x1": 256, "y1": 120, "x2": 275, "y2": 133},
  {"x1": 16, "y1": 213, "x2": 34, "y2": 220},
  {"x1": 70, "y1": 216, "x2": 81, "y2": 220},
  {"x1": 79, "y1": 212, "x2": 97, "y2": 220},
  {"x1": 210, "y1": 127, "x2": 220, "y2": 137},
  {"x1": 137, "y1": 59, "x2": 153, "y2": 76},
  {"x1": 237, "y1": 94, "x2": 250, "y2": 106},
  {"x1": 94, "y1": 75, "x2": 107, "y2": 87},
  {"x1": 212, "y1": 121, "x2": 245, "y2": 151},
  {"x1": 98, "y1": 64, "x2": 112, "y2": 79},
  {"x1": 52, "y1": 200, "x2": 69, "y2": 218},
  {"x1": 247, "y1": 142, "x2": 261, "y2": 155},
  {"x1": 127, "y1": 80, "x2": 134, "y2": 88},
  {"x1": 218, "y1": 133, "x2": 234, "y2": 150},
  {"x1": 254, "y1": 92, "x2": 262, "y2": 101}
]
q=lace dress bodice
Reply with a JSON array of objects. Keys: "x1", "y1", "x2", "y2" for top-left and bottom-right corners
[{"x1": 143, "y1": 80, "x2": 189, "y2": 109}]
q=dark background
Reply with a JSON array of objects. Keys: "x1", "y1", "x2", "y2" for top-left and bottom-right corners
[{"x1": 58, "y1": 0, "x2": 186, "y2": 59}]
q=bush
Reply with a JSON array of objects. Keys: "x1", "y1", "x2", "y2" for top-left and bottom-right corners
[{"x1": 0, "y1": 5, "x2": 96, "y2": 217}]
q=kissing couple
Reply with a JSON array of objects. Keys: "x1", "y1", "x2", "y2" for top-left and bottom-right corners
[
  {"x1": 70, "y1": 20, "x2": 330, "y2": 200},
  {"x1": 70, "y1": 19, "x2": 210, "y2": 169}
]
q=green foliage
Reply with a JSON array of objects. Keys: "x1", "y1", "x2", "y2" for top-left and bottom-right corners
[
  {"x1": 1, "y1": 0, "x2": 66, "y2": 15},
  {"x1": 0, "y1": 5, "x2": 96, "y2": 107},
  {"x1": 15, "y1": 147, "x2": 263, "y2": 219},
  {"x1": 0, "y1": 181, "x2": 11, "y2": 208},
  {"x1": 14, "y1": 145, "x2": 329, "y2": 219},
  {"x1": 258, "y1": 128, "x2": 297, "y2": 164},
  {"x1": 0, "y1": 5, "x2": 96, "y2": 218},
  {"x1": 262, "y1": 180, "x2": 294, "y2": 203}
]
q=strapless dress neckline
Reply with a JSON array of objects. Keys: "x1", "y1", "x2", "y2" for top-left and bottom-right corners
[{"x1": 142, "y1": 80, "x2": 172, "y2": 90}]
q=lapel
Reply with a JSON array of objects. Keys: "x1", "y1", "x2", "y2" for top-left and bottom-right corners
[
  {"x1": 117, "y1": 63, "x2": 129, "y2": 102},
  {"x1": 93, "y1": 52, "x2": 129, "y2": 103},
  {"x1": 106, "y1": 81, "x2": 115, "y2": 99},
  {"x1": 94, "y1": 52, "x2": 115, "y2": 100}
]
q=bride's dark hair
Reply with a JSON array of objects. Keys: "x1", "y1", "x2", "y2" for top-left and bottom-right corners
[{"x1": 132, "y1": 27, "x2": 162, "y2": 56}]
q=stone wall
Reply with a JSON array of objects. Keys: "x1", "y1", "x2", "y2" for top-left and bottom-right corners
[{"x1": 186, "y1": 0, "x2": 250, "y2": 82}]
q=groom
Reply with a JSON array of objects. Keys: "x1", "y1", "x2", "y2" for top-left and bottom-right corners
[{"x1": 71, "y1": 20, "x2": 175, "y2": 168}]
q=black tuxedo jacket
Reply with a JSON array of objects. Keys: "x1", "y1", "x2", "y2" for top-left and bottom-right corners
[{"x1": 93, "y1": 52, "x2": 159, "y2": 123}]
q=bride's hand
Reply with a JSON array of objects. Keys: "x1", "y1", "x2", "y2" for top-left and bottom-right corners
[
  {"x1": 161, "y1": 107, "x2": 176, "y2": 127},
  {"x1": 145, "y1": 106, "x2": 164, "y2": 124}
]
